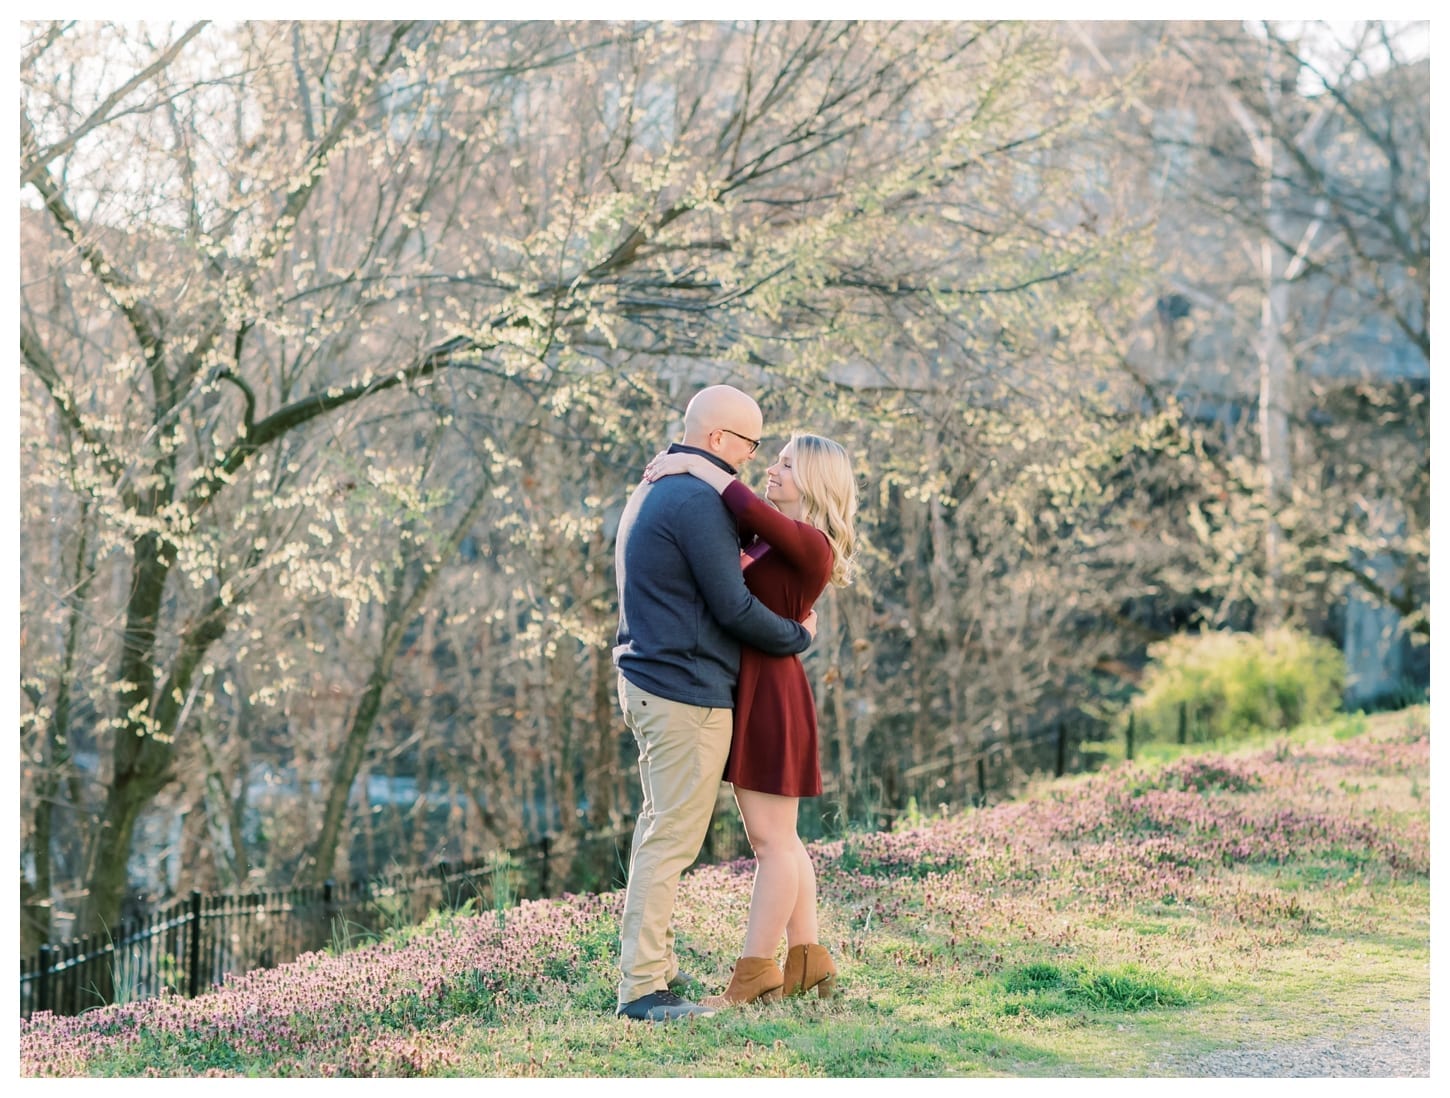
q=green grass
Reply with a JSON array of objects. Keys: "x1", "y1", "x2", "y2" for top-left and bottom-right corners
[{"x1": 22, "y1": 705, "x2": 1429, "y2": 1078}]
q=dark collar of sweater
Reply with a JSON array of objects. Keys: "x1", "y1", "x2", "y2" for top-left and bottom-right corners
[{"x1": 666, "y1": 442, "x2": 737, "y2": 476}]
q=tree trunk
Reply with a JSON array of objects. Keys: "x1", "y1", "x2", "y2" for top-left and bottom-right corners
[
  {"x1": 306, "y1": 481, "x2": 493, "y2": 884},
  {"x1": 84, "y1": 527, "x2": 176, "y2": 937},
  {"x1": 586, "y1": 641, "x2": 620, "y2": 832},
  {"x1": 307, "y1": 603, "x2": 408, "y2": 885},
  {"x1": 1258, "y1": 232, "x2": 1292, "y2": 632},
  {"x1": 26, "y1": 500, "x2": 95, "y2": 948},
  {"x1": 87, "y1": 770, "x2": 166, "y2": 990}
]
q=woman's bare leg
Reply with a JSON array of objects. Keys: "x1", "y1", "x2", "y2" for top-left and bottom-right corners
[
  {"x1": 735, "y1": 788, "x2": 806, "y2": 958},
  {"x1": 784, "y1": 839, "x2": 819, "y2": 946}
]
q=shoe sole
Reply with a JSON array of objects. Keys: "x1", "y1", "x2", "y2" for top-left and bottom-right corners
[{"x1": 617, "y1": 1010, "x2": 718, "y2": 1021}]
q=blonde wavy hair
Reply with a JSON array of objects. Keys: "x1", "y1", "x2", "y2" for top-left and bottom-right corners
[{"x1": 789, "y1": 433, "x2": 859, "y2": 588}]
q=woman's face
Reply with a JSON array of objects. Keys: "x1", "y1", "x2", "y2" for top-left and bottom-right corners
[{"x1": 764, "y1": 442, "x2": 800, "y2": 508}]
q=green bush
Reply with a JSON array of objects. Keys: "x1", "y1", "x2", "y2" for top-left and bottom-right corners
[{"x1": 1129, "y1": 628, "x2": 1345, "y2": 744}]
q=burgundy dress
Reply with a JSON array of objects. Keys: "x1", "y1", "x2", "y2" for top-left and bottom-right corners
[{"x1": 719, "y1": 480, "x2": 834, "y2": 797}]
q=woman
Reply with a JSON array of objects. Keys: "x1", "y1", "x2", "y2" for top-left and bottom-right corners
[{"x1": 643, "y1": 432, "x2": 859, "y2": 1005}]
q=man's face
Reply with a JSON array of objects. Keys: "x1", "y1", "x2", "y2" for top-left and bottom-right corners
[{"x1": 713, "y1": 424, "x2": 761, "y2": 466}]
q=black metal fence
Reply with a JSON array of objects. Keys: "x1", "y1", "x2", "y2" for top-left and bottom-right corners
[{"x1": 20, "y1": 829, "x2": 636, "y2": 1021}]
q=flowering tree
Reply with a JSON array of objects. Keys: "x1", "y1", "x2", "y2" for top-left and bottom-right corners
[
  {"x1": 21, "y1": 18, "x2": 1163, "y2": 945},
  {"x1": 20, "y1": 19, "x2": 582, "y2": 937}
]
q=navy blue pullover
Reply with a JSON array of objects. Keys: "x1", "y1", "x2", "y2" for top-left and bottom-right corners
[{"x1": 613, "y1": 444, "x2": 811, "y2": 707}]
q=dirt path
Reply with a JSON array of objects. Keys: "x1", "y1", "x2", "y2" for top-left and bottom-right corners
[{"x1": 1151, "y1": 1008, "x2": 1431, "y2": 1077}]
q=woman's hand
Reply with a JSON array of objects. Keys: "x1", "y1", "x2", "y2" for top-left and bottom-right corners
[
  {"x1": 642, "y1": 451, "x2": 695, "y2": 482},
  {"x1": 642, "y1": 450, "x2": 736, "y2": 494},
  {"x1": 801, "y1": 609, "x2": 818, "y2": 640}
]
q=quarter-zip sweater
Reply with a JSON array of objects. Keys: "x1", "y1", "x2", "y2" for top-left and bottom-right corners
[{"x1": 613, "y1": 444, "x2": 811, "y2": 708}]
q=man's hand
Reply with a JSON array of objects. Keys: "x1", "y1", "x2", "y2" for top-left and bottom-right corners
[{"x1": 801, "y1": 609, "x2": 818, "y2": 640}]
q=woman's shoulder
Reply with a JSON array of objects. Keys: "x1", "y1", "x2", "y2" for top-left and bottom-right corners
[
  {"x1": 800, "y1": 518, "x2": 833, "y2": 552},
  {"x1": 785, "y1": 522, "x2": 834, "y2": 577}
]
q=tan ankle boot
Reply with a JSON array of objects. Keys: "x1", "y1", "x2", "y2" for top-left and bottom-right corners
[
  {"x1": 782, "y1": 943, "x2": 837, "y2": 999},
  {"x1": 702, "y1": 957, "x2": 785, "y2": 1006}
]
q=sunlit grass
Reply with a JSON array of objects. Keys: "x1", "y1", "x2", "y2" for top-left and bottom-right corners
[{"x1": 20, "y1": 705, "x2": 1428, "y2": 1078}]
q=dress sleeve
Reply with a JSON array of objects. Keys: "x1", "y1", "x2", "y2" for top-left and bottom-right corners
[
  {"x1": 721, "y1": 479, "x2": 831, "y2": 573},
  {"x1": 672, "y1": 484, "x2": 812, "y2": 656}
]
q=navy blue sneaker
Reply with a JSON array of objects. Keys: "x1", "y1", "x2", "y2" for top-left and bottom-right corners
[{"x1": 616, "y1": 990, "x2": 718, "y2": 1021}]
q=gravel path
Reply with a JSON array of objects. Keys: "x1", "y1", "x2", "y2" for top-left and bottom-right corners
[{"x1": 1153, "y1": 1012, "x2": 1430, "y2": 1077}]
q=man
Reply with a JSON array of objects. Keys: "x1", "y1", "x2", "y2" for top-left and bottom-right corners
[{"x1": 612, "y1": 384, "x2": 817, "y2": 1022}]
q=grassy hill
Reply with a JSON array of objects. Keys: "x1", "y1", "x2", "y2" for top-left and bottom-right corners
[{"x1": 20, "y1": 707, "x2": 1429, "y2": 1078}]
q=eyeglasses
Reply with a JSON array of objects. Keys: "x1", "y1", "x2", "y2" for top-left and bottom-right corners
[{"x1": 717, "y1": 427, "x2": 760, "y2": 454}]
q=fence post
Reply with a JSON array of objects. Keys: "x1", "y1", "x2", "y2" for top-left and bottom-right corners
[
  {"x1": 1126, "y1": 712, "x2": 1135, "y2": 761},
  {"x1": 976, "y1": 757, "x2": 987, "y2": 803},
  {"x1": 1055, "y1": 721, "x2": 1067, "y2": 777},
  {"x1": 437, "y1": 860, "x2": 451, "y2": 910},
  {"x1": 1178, "y1": 702, "x2": 1188, "y2": 745},
  {"x1": 36, "y1": 943, "x2": 51, "y2": 1016},
  {"x1": 187, "y1": 891, "x2": 203, "y2": 999},
  {"x1": 322, "y1": 880, "x2": 336, "y2": 951},
  {"x1": 538, "y1": 835, "x2": 551, "y2": 897}
]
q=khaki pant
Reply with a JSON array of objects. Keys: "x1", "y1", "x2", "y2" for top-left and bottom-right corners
[{"x1": 616, "y1": 675, "x2": 732, "y2": 1005}]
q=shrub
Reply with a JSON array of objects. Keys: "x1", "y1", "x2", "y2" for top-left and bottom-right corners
[{"x1": 1129, "y1": 628, "x2": 1345, "y2": 744}]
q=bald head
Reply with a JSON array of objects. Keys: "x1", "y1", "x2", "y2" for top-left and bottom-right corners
[{"x1": 682, "y1": 385, "x2": 762, "y2": 446}]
